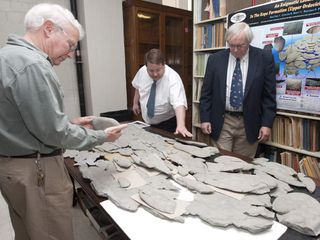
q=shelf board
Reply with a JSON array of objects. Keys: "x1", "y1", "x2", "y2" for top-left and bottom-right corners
[
  {"x1": 193, "y1": 123, "x2": 201, "y2": 128},
  {"x1": 264, "y1": 141, "x2": 320, "y2": 158},
  {"x1": 194, "y1": 47, "x2": 226, "y2": 52},
  {"x1": 276, "y1": 111, "x2": 320, "y2": 120},
  {"x1": 193, "y1": 75, "x2": 204, "y2": 78},
  {"x1": 194, "y1": 15, "x2": 227, "y2": 25}
]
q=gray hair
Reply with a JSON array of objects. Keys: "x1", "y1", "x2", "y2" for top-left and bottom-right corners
[
  {"x1": 24, "y1": 3, "x2": 84, "y2": 40},
  {"x1": 226, "y1": 22, "x2": 253, "y2": 44}
]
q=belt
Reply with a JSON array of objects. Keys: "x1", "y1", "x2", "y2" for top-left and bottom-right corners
[
  {"x1": 0, "y1": 149, "x2": 63, "y2": 158},
  {"x1": 225, "y1": 111, "x2": 243, "y2": 116}
]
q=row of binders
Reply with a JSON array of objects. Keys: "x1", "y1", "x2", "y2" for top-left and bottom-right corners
[
  {"x1": 271, "y1": 115, "x2": 320, "y2": 152},
  {"x1": 195, "y1": 23, "x2": 226, "y2": 49}
]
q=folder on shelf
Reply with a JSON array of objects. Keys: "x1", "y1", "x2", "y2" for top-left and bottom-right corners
[{"x1": 201, "y1": 0, "x2": 210, "y2": 20}]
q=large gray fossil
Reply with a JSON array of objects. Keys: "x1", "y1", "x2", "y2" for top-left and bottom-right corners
[
  {"x1": 186, "y1": 192, "x2": 274, "y2": 233},
  {"x1": 273, "y1": 192, "x2": 320, "y2": 236},
  {"x1": 194, "y1": 171, "x2": 278, "y2": 194},
  {"x1": 253, "y1": 158, "x2": 309, "y2": 188},
  {"x1": 65, "y1": 125, "x2": 318, "y2": 236}
]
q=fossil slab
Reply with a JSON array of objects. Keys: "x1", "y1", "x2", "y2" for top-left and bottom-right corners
[
  {"x1": 168, "y1": 152, "x2": 207, "y2": 175},
  {"x1": 253, "y1": 158, "x2": 307, "y2": 188},
  {"x1": 74, "y1": 151, "x2": 101, "y2": 166},
  {"x1": 273, "y1": 192, "x2": 320, "y2": 236},
  {"x1": 186, "y1": 193, "x2": 274, "y2": 233},
  {"x1": 194, "y1": 171, "x2": 277, "y2": 194},
  {"x1": 173, "y1": 142, "x2": 219, "y2": 158},
  {"x1": 297, "y1": 172, "x2": 316, "y2": 193},
  {"x1": 175, "y1": 176, "x2": 214, "y2": 194},
  {"x1": 79, "y1": 161, "x2": 140, "y2": 211},
  {"x1": 207, "y1": 155, "x2": 255, "y2": 172},
  {"x1": 133, "y1": 151, "x2": 172, "y2": 175},
  {"x1": 113, "y1": 155, "x2": 133, "y2": 168},
  {"x1": 92, "y1": 117, "x2": 119, "y2": 130}
]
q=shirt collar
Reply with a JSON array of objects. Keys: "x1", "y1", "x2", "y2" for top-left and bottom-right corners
[
  {"x1": 7, "y1": 34, "x2": 52, "y2": 65},
  {"x1": 229, "y1": 48, "x2": 250, "y2": 63}
]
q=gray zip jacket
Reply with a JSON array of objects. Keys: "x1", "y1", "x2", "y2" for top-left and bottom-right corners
[{"x1": 0, "y1": 34, "x2": 106, "y2": 156}]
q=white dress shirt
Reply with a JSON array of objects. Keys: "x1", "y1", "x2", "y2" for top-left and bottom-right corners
[
  {"x1": 225, "y1": 50, "x2": 249, "y2": 112},
  {"x1": 132, "y1": 65, "x2": 187, "y2": 124}
]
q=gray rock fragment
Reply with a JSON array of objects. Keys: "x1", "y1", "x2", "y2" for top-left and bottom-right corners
[
  {"x1": 242, "y1": 194, "x2": 272, "y2": 208},
  {"x1": 297, "y1": 173, "x2": 316, "y2": 193},
  {"x1": 64, "y1": 149, "x2": 80, "y2": 158},
  {"x1": 79, "y1": 162, "x2": 140, "y2": 211},
  {"x1": 139, "y1": 186, "x2": 177, "y2": 214},
  {"x1": 94, "y1": 142, "x2": 120, "y2": 152},
  {"x1": 168, "y1": 152, "x2": 207, "y2": 175},
  {"x1": 175, "y1": 176, "x2": 214, "y2": 194},
  {"x1": 194, "y1": 171, "x2": 277, "y2": 194},
  {"x1": 273, "y1": 192, "x2": 320, "y2": 236},
  {"x1": 117, "y1": 177, "x2": 131, "y2": 188},
  {"x1": 269, "y1": 179, "x2": 293, "y2": 198},
  {"x1": 173, "y1": 142, "x2": 218, "y2": 158},
  {"x1": 117, "y1": 147, "x2": 133, "y2": 156},
  {"x1": 74, "y1": 151, "x2": 100, "y2": 166},
  {"x1": 175, "y1": 138, "x2": 208, "y2": 147},
  {"x1": 113, "y1": 155, "x2": 133, "y2": 168},
  {"x1": 92, "y1": 117, "x2": 119, "y2": 130},
  {"x1": 133, "y1": 152, "x2": 172, "y2": 175},
  {"x1": 186, "y1": 193, "x2": 274, "y2": 233},
  {"x1": 138, "y1": 175, "x2": 180, "y2": 214},
  {"x1": 253, "y1": 158, "x2": 306, "y2": 188},
  {"x1": 178, "y1": 166, "x2": 189, "y2": 176},
  {"x1": 209, "y1": 155, "x2": 255, "y2": 172}
]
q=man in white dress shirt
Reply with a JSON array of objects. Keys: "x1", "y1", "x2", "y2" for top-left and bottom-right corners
[{"x1": 132, "y1": 49, "x2": 192, "y2": 137}]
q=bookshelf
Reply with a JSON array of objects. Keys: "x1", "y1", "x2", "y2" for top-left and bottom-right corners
[
  {"x1": 123, "y1": 0, "x2": 192, "y2": 129},
  {"x1": 261, "y1": 111, "x2": 320, "y2": 179},
  {"x1": 192, "y1": 0, "x2": 227, "y2": 143},
  {"x1": 192, "y1": 0, "x2": 258, "y2": 144},
  {"x1": 192, "y1": 0, "x2": 320, "y2": 178}
]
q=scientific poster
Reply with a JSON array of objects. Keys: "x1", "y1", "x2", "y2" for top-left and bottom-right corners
[{"x1": 228, "y1": 0, "x2": 320, "y2": 114}]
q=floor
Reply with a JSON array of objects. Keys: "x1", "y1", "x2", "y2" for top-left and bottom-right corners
[{"x1": 0, "y1": 190, "x2": 102, "y2": 240}]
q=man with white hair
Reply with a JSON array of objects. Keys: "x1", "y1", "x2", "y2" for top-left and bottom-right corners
[
  {"x1": 200, "y1": 22, "x2": 276, "y2": 158},
  {"x1": 0, "y1": 3, "x2": 126, "y2": 240}
]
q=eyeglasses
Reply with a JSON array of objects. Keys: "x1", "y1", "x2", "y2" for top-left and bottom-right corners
[
  {"x1": 228, "y1": 44, "x2": 248, "y2": 49},
  {"x1": 55, "y1": 25, "x2": 78, "y2": 52}
]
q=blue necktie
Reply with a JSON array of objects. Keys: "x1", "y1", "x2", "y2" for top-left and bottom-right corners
[
  {"x1": 230, "y1": 58, "x2": 243, "y2": 109},
  {"x1": 147, "y1": 80, "x2": 156, "y2": 118}
]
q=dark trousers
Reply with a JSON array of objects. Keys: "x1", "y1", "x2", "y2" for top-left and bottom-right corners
[{"x1": 151, "y1": 116, "x2": 177, "y2": 133}]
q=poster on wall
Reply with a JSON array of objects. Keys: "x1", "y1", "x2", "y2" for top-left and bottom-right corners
[{"x1": 228, "y1": 0, "x2": 320, "y2": 115}]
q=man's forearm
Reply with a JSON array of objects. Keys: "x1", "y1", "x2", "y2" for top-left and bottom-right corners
[{"x1": 175, "y1": 105, "x2": 186, "y2": 127}]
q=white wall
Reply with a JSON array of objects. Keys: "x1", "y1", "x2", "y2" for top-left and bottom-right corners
[
  {"x1": 0, "y1": 0, "x2": 81, "y2": 119},
  {"x1": 144, "y1": 0, "x2": 192, "y2": 10},
  {"x1": 77, "y1": 0, "x2": 127, "y2": 116},
  {"x1": 0, "y1": 0, "x2": 127, "y2": 119}
]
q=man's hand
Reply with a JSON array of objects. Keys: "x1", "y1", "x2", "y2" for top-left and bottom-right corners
[
  {"x1": 174, "y1": 126, "x2": 193, "y2": 138},
  {"x1": 132, "y1": 103, "x2": 141, "y2": 115},
  {"x1": 71, "y1": 116, "x2": 95, "y2": 129},
  {"x1": 104, "y1": 124, "x2": 128, "y2": 142},
  {"x1": 258, "y1": 126, "x2": 271, "y2": 143},
  {"x1": 201, "y1": 122, "x2": 212, "y2": 134}
]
